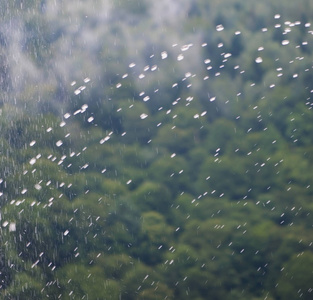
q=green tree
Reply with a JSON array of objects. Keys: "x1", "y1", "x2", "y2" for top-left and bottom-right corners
[{"x1": 275, "y1": 251, "x2": 313, "y2": 300}]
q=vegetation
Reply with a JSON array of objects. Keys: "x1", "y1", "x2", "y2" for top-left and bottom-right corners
[{"x1": 0, "y1": 0, "x2": 313, "y2": 299}]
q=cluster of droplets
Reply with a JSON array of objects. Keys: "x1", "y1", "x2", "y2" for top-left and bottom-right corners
[{"x1": 1, "y1": 13, "x2": 313, "y2": 298}]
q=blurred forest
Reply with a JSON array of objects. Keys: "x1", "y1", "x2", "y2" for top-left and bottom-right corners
[{"x1": 0, "y1": 0, "x2": 313, "y2": 299}]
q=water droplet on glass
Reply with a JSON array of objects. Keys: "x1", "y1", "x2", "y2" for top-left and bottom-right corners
[{"x1": 255, "y1": 57, "x2": 263, "y2": 63}]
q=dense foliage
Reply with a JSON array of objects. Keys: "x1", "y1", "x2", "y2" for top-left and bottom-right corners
[{"x1": 0, "y1": 0, "x2": 313, "y2": 299}]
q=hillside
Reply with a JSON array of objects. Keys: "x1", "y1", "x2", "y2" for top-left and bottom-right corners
[{"x1": 0, "y1": 0, "x2": 313, "y2": 299}]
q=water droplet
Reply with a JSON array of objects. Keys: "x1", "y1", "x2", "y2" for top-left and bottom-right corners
[
  {"x1": 181, "y1": 44, "x2": 192, "y2": 51},
  {"x1": 177, "y1": 54, "x2": 184, "y2": 61},
  {"x1": 216, "y1": 24, "x2": 224, "y2": 31},
  {"x1": 56, "y1": 140, "x2": 63, "y2": 147},
  {"x1": 9, "y1": 222, "x2": 16, "y2": 232},
  {"x1": 161, "y1": 51, "x2": 168, "y2": 59},
  {"x1": 140, "y1": 113, "x2": 148, "y2": 120},
  {"x1": 30, "y1": 158, "x2": 37, "y2": 165},
  {"x1": 282, "y1": 40, "x2": 290, "y2": 45},
  {"x1": 34, "y1": 184, "x2": 42, "y2": 190}
]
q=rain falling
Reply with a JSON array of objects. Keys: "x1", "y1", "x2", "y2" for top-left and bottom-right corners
[{"x1": 0, "y1": 0, "x2": 313, "y2": 299}]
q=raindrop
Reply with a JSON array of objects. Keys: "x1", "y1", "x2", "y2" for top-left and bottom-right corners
[
  {"x1": 161, "y1": 51, "x2": 168, "y2": 59},
  {"x1": 29, "y1": 158, "x2": 37, "y2": 165},
  {"x1": 282, "y1": 40, "x2": 290, "y2": 45},
  {"x1": 177, "y1": 54, "x2": 184, "y2": 61},
  {"x1": 255, "y1": 57, "x2": 263, "y2": 63},
  {"x1": 216, "y1": 24, "x2": 224, "y2": 31},
  {"x1": 140, "y1": 113, "x2": 148, "y2": 120},
  {"x1": 56, "y1": 140, "x2": 63, "y2": 147}
]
